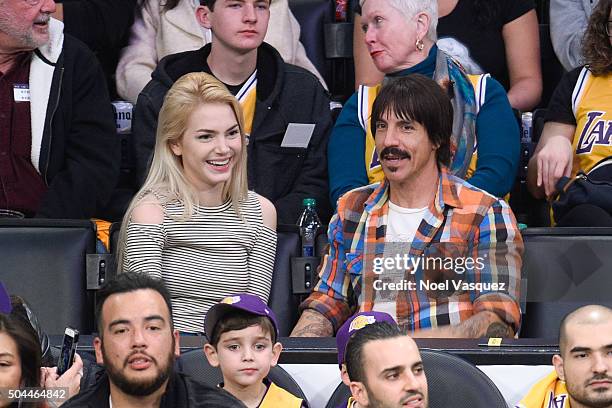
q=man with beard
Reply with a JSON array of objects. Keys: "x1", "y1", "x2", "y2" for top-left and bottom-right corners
[
  {"x1": 0, "y1": 0, "x2": 119, "y2": 219},
  {"x1": 516, "y1": 305, "x2": 612, "y2": 408},
  {"x1": 344, "y1": 321, "x2": 428, "y2": 408},
  {"x1": 292, "y1": 74, "x2": 522, "y2": 339},
  {"x1": 63, "y1": 272, "x2": 244, "y2": 408}
]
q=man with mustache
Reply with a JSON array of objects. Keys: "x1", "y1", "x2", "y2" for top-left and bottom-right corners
[
  {"x1": 344, "y1": 321, "x2": 428, "y2": 408},
  {"x1": 516, "y1": 305, "x2": 612, "y2": 408},
  {"x1": 0, "y1": 0, "x2": 119, "y2": 219},
  {"x1": 63, "y1": 272, "x2": 244, "y2": 408},
  {"x1": 292, "y1": 74, "x2": 522, "y2": 339}
]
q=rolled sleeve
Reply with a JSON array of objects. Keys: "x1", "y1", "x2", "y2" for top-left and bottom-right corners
[{"x1": 473, "y1": 199, "x2": 523, "y2": 332}]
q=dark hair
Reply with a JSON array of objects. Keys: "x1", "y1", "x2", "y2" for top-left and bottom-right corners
[
  {"x1": 0, "y1": 300, "x2": 42, "y2": 407},
  {"x1": 209, "y1": 309, "x2": 276, "y2": 347},
  {"x1": 370, "y1": 74, "x2": 453, "y2": 167},
  {"x1": 95, "y1": 273, "x2": 174, "y2": 336},
  {"x1": 583, "y1": 0, "x2": 612, "y2": 75},
  {"x1": 345, "y1": 322, "x2": 402, "y2": 383}
]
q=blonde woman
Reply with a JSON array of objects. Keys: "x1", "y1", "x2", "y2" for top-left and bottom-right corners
[{"x1": 120, "y1": 72, "x2": 277, "y2": 334}]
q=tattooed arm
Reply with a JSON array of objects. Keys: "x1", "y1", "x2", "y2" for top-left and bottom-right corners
[
  {"x1": 411, "y1": 311, "x2": 514, "y2": 339},
  {"x1": 291, "y1": 309, "x2": 334, "y2": 337}
]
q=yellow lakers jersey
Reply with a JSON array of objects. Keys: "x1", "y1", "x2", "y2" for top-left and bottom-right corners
[
  {"x1": 570, "y1": 67, "x2": 612, "y2": 177},
  {"x1": 357, "y1": 74, "x2": 487, "y2": 184},
  {"x1": 260, "y1": 381, "x2": 303, "y2": 408},
  {"x1": 236, "y1": 70, "x2": 257, "y2": 137}
]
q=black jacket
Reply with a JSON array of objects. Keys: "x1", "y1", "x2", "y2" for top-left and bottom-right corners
[
  {"x1": 62, "y1": 370, "x2": 246, "y2": 408},
  {"x1": 33, "y1": 24, "x2": 120, "y2": 219},
  {"x1": 132, "y1": 43, "x2": 332, "y2": 224}
]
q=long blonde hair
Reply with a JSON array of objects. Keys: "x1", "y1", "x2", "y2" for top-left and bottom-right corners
[{"x1": 118, "y1": 72, "x2": 248, "y2": 269}]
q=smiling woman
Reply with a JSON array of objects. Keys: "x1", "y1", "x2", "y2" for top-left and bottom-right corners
[{"x1": 119, "y1": 72, "x2": 277, "y2": 334}]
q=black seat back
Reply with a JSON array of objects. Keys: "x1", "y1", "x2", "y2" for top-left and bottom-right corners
[
  {"x1": 269, "y1": 225, "x2": 302, "y2": 336},
  {"x1": 288, "y1": 0, "x2": 334, "y2": 86},
  {"x1": 521, "y1": 228, "x2": 612, "y2": 337},
  {"x1": 0, "y1": 219, "x2": 97, "y2": 335}
]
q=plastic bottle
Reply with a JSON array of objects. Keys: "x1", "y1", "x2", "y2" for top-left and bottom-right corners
[{"x1": 297, "y1": 198, "x2": 321, "y2": 257}]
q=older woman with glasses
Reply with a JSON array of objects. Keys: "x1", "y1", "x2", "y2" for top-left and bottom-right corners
[
  {"x1": 528, "y1": 0, "x2": 612, "y2": 227},
  {"x1": 328, "y1": 0, "x2": 519, "y2": 208}
]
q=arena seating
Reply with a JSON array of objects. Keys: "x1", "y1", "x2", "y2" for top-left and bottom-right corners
[
  {"x1": 0, "y1": 219, "x2": 99, "y2": 335},
  {"x1": 520, "y1": 228, "x2": 612, "y2": 337},
  {"x1": 289, "y1": 0, "x2": 355, "y2": 101},
  {"x1": 270, "y1": 224, "x2": 303, "y2": 336},
  {"x1": 7, "y1": 219, "x2": 612, "y2": 341}
]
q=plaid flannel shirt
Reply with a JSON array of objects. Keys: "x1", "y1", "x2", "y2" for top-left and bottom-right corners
[{"x1": 300, "y1": 169, "x2": 522, "y2": 334}]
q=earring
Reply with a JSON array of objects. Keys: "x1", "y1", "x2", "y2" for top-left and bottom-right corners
[{"x1": 416, "y1": 38, "x2": 425, "y2": 51}]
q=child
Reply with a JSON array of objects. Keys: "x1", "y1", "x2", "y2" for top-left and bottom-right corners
[{"x1": 204, "y1": 294, "x2": 307, "y2": 408}]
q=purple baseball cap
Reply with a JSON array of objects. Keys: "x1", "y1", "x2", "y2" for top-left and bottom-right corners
[
  {"x1": 0, "y1": 282, "x2": 12, "y2": 314},
  {"x1": 336, "y1": 311, "x2": 397, "y2": 367},
  {"x1": 204, "y1": 294, "x2": 279, "y2": 342}
]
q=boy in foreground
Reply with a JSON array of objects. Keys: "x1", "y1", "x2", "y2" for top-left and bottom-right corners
[{"x1": 204, "y1": 294, "x2": 307, "y2": 407}]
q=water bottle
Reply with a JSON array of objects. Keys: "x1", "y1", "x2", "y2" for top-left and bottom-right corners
[{"x1": 297, "y1": 198, "x2": 321, "y2": 257}]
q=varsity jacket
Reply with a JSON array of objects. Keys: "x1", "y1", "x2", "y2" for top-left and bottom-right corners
[
  {"x1": 32, "y1": 18, "x2": 120, "y2": 219},
  {"x1": 62, "y1": 370, "x2": 246, "y2": 408},
  {"x1": 132, "y1": 43, "x2": 333, "y2": 224}
]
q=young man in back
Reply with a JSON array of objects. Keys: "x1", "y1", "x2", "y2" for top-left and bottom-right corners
[{"x1": 132, "y1": 0, "x2": 332, "y2": 224}]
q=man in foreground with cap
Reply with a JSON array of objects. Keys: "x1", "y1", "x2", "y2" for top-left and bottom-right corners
[
  {"x1": 334, "y1": 311, "x2": 398, "y2": 408},
  {"x1": 341, "y1": 313, "x2": 429, "y2": 408},
  {"x1": 204, "y1": 293, "x2": 307, "y2": 407}
]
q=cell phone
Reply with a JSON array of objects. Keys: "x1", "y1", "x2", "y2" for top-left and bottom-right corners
[{"x1": 57, "y1": 327, "x2": 79, "y2": 376}]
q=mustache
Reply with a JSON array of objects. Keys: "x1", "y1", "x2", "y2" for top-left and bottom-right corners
[
  {"x1": 123, "y1": 350, "x2": 157, "y2": 368},
  {"x1": 399, "y1": 391, "x2": 425, "y2": 404},
  {"x1": 380, "y1": 147, "x2": 410, "y2": 160},
  {"x1": 34, "y1": 14, "x2": 51, "y2": 24},
  {"x1": 588, "y1": 374, "x2": 612, "y2": 386}
]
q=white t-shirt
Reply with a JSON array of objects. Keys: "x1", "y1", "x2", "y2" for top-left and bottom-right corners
[{"x1": 373, "y1": 201, "x2": 427, "y2": 320}]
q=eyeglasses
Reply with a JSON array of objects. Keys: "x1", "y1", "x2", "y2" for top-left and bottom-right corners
[{"x1": 606, "y1": 21, "x2": 612, "y2": 36}]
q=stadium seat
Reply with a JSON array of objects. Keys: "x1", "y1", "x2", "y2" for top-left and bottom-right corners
[
  {"x1": 513, "y1": 108, "x2": 550, "y2": 226},
  {"x1": 325, "y1": 350, "x2": 507, "y2": 408},
  {"x1": 269, "y1": 225, "x2": 302, "y2": 336},
  {"x1": 0, "y1": 219, "x2": 98, "y2": 335},
  {"x1": 521, "y1": 228, "x2": 612, "y2": 338},
  {"x1": 177, "y1": 349, "x2": 309, "y2": 402},
  {"x1": 289, "y1": 0, "x2": 355, "y2": 101},
  {"x1": 289, "y1": 0, "x2": 334, "y2": 86}
]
